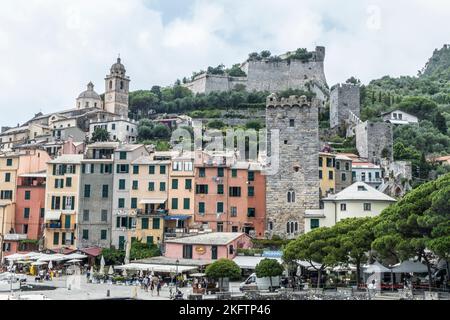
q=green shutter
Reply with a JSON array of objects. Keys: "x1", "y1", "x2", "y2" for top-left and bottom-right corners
[
  {"x1": 148, "y1": 182, "x2": 155, "y2": 191},
  {"x1": 199, "y1": 202, "x2": 205, "y2": 214},
  {"x1": 146, "y1": 236, "x2": 154, "y2": 246},
  {"x1": 185, "y1": 179, "x2": 192, "y2": 189},
  {"x1": 172, "y1": 179, "x2": 178, "y2": 189},
  {"x1": 172, "y1": 198, "x2": 178, "y2": 210},
  {"x1": 64, "y1": 215, "x2": 71, "y2": 229},
  {"x1": 142, "y1": 218, "x2": 149, "y2": 230},
  {"x1": 131, "y1": 198, "x2": 137, "y2": 209},
  {"x1": 183, "y1": 198, "x2": 190, "y2": 210},
  {"x1": 149, "y1": 165, "x2": 155, "y2": 174},
  {"x1": 53, "y1": 232, "x2": 59, "y2": 245},
  {"x1": 152, "y1": 218, "x2": 160, "y2": 229}
]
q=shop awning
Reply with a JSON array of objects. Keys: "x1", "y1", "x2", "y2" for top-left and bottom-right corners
[
  {"x1": 391, "y1": 260, "x2": 428, "y2": 273},
  {"x1": 114, "y1": 263, "x2": 197, "y2": 273},
  {"x1": 139, "y1": 199, "x2": 167, "y2": 205},
  {"x1": 163, "y1": 215, "x2": 192, "y2": 221},
  {"x1": 45, "y1": 211, "x2": 61, "y2": 221}
]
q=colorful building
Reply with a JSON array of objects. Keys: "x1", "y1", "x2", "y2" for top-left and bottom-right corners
[
  {"x1": 164, "y1": 232, "x2": 252, "y2": 261},
  {"x1": 334, "y1": 154, "x2": 352, "y2": 193},
  {"x1": 319, "y1": 152, "x2": 336, "y2": 197},
  {"x1": 44, "y1": 154, "x2": 83, "y2": 250}
]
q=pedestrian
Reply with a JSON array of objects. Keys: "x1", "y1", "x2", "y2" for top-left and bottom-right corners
[
  {"x1": 157, "y1": 281, "x2": 161, "y2": 296},
  {"x1": 150, "y1": 280, "x2": 155, "y2": 296}
]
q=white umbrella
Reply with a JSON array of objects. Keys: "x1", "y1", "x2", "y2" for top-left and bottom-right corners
[
  {"x1": 48, "y1": 260, "x2": 53, "y2": 269},
  {"x1": 122, "y1": 268, "x2": 128, "y2": 277},
  {"x1": 108, "y1": 266, "x2": 114, "y2": 275},
  {"x1": 139, "y1": 269, "x2": 144, "y2": 277},
  {"x1": 67, "y1": 259, "x2": 82, "y2": 264},
  {"x1": 89, "y1": 266, "x2": 94, "y2": 281},
  {"x1": 99, "y1": 256, "x2": 105, "y2": 275},
  {"x1": 31, "y1": 261, "x2": 48, "y2": 266}
]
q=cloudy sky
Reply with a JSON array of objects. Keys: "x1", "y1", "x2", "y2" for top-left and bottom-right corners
[{"x1": 0, "y1": 0, "x2": 449, "y2": 127}]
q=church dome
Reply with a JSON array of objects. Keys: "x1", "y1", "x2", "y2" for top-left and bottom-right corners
[
  {"x1": 78, "y1": 82, "x2": 101, "y2": 100},
  {"x1": 110, "y1": 57, "x2": 126, "y2": 75}
]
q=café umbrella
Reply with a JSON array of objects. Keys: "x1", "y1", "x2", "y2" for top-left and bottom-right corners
[
  {"x1": 108, "y1": 266, "x2": 114, "y2": 276},
  {"x1": 99, "y1": 256, "x2": 105, "y2": 275},
  {"x1": 48, "y1": 260, "x2": 53, "y2": 270}
]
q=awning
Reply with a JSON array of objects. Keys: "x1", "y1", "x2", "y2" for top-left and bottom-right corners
[
  {"x1": 114, "y1": 263, "x2": 197, "y2": 273},
  {"x1": 233, "y1": 256, "x2": 283, "y2": 269},
  {"x1": 363, "y1": 261, "x2": 390, "y2": 273},
  {"x1": 391, "y1": 260, "x2": 428, "y2": 273},
  {"x1": 164, "y1": 215, "x2": 192, "y2": 221},
  {"x1": 139, "y1": 199, "x2": 167, "y2": 205},
  {"x1": 45, "y1": 211, "x2": 61, "y2": 221}
]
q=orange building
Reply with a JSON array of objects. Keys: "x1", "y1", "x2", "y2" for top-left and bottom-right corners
[{"x1": 193, "y1": 152, "x2": 266, "y2": 238}]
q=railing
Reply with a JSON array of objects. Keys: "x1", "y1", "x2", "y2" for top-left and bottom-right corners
[
  {"x1": 45, "y1": 223, "x2": 76, "y2": 229},
  {"x1": 136, "y1": 209, "x2": 168, "y2": 216}
]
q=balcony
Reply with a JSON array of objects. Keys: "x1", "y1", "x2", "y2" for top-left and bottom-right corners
[
  {"x1": 45, "y1": 223, "x2": 76, "y2": 230},
  {"x1": 136, "y1": 208, "x2": 168, "y2": 216}
]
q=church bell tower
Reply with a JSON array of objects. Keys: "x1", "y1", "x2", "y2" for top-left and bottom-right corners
[{"x1": 104, "y1": 56, "x2": 130, "y2": 118}]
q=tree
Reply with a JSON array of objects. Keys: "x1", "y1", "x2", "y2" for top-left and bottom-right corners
[
  {"x1": 397, "y1": 96, "x2": 438, "y2": 122},
  {"x1": 245, "y1": 120, "x2": 263, "y2": 131},
  {"x1": 371, "y1": 173, "x2": 450, "y2": 290},
  {"x1": 346, "y1": 77, "x2": 361, "y2": 86},
  {"x1": 260, "y1": 50, "x2": 271, "y2": 58},
  {"x1": 434, "y1": 111, "x2": 448, "y2": 134},
  {"x1": 101, "y1": 247, "x2": 125, "y2": 265},
  {"x1": 205, "y1": 259, "x2": 241, "y2": 290},
  {"x1": 130, "y1": 239, "x2": 161, "y2": 260},
  {"x1": 152, "y1": 124, "x2": 171, "y2": 139},
  {"x1": 283, "y1": 227, "x2": 344, "y2": 288},
  {"x1": 393, "y1": 142, "x2": 421, "y2": 161},
  {"x1": 207, "y1": 120, "x2": 226, "y2": 130},
  {"x1": 91, "y1": 128, "x2": 109, "y2": 142},
  {"x1": 255, "y1": 258, "x2": 284, "y2": 291}
]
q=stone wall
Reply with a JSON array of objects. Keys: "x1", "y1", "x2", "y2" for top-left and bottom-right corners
[
  {"x1": 330, "y1": 83, "x2": 361, "y2": 131},
  {"x1": 356, "y1": 121, "x2": 393, "y2": 165},
  {"x1": 265, "y1": 94, "x2": 320, "y2": 239}
]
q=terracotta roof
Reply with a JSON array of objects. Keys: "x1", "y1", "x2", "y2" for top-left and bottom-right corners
[{"x1": 78, "y1": 247, "x2": 102, "y2": 257}]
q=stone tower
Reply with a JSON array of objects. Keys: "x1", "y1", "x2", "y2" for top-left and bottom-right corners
[
  {"x1": 330, "y1": 83, "x2": 360, "y2": 136},
  {"x1": 104, "y1": 57, "x2": 130, "y2": 118},
  {"x1": 355, "y1": 121, "x2": 393, "y2": 165},
  {"x1": 265, "y1": 94, "x2": 320, "y2": 239}
]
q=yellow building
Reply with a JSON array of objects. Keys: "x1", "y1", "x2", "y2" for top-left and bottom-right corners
[
  {"x1": 0, "y1": 153, "x2": 18, "y2": 256},
  {"x1": 167, "y1": 152, "x2": 195, "y2": 237},
  {"x1": 319, "y1": 152, "x2": 336, "y2": 198},
  {"x1": 129, "y1": 153, "x2": 170, "y2": 246},
  {"x1": 44, "y1": 155, "x2": 83, "y2": 250}
]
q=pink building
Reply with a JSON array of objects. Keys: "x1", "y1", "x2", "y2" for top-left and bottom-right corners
[{"x1": 164, "y1": 232, "x2": 252, "y2": 261}]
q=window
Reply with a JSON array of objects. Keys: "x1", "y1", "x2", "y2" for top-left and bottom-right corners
[
  {"x1": 326, "y1": 158, "x2": 333, "y2": 168},
  {"x1": 23, "y1": 208, "x2": 30, "y2": 219},
  {"x1": 340, "y1": 203, "x2": 347, "y2": 211},
  {"x1": 217, "y1": 168, "x2": 224, "y2": 177},
  {"x1": 248, "y1": 171, "x2": 255, "y2": 181},
  {"x1": 160, "y1": 165, "x2": 166, "y2": 174},
  {"x1": 247, "y1": 208, "x2": 256, "y2": 217},
  {"x1": 364, "y1": 203, "x2": 371, "y2": 211},
  {"x1": 217, "y1": 202, "x2": 224, "y2": 213},
  {"x1": 310, "y1": 219, "x2": 320, "y2": 230},
  {"x1": 183, "y1": 245, "x2": 193, "y2": 259},
  {"x1": 148, "y1": 182, "x2": 155, "y2": 191},
  {"x1": 199, "y1": 168, "x2": 205, "y2": 177},
  {"x1": 130, "y1": 198, "x2": 137, "y2": 209},
  {"x1": 196, "y1": 184, "x2": 208, "y2": 194},
  {"x1": 118, "y1": 198, "x2": 125, "y2": 208},
  {"x1": 118, "y1": 236, "x2": 125, "y2": 250},
  {"x1": 0, "y1": 190, "x2": 13, "y2": 200},
  {"x1": 102, "y1": 185, "x2": 109, "y2": 198},
  {"x1": 119, "y1": 179, "x2": 126, "y2": 190},
  {"x1": 132, "y1": 180, "x2": 138, "y2": 190},
  {"x1": 336, "y1": 161, "x2": 340, "y2": 170},
  {"x1": 248, "y1": 186, "x2": 255, "y2": 196},
  {"x1": 198, "y1": 202, "x2": 205, "y2": 215},
  {"x1": 328, "y1": 171, "x2": 334, "y2": 180},
  {"x1": 217, "y1": 222, "x2": 224, "y2": 232},
  {"x1": 183, "y1": 198, "x2": 190, "y2": 210},
  {"x1": 116, "y1": 164, "x2": 129, "y2": 173},
  {"x1": 119, "y1": 151, "x2": 127, "y2": 160},
  {"x1": 358, "y1": 185, "x2": 367, "y2": 191},
  {"x1": 183, "y1": 162, "x2": 193, "y2": 171},
  {"x1": 361, "y1": 172, "x2": 366, "y2": 181},
  {"x1": 286, "y1": 221, "x2": 298, "y2": 234},
  {"x1": 40, "y1": 208, "x2": 45, "y2": 218},
  {"x1": 229, "y1": 187, "x2": 241, "y2": 197},
  {"x1": 24, "y1": 191, "x2": 31, "y2": 200},
  {"x1": 341, "y1": 173, "x2": 346, "y2": 181},
  {"x1": 172, "y1": 198, "x2": 178, "y2": 210},
  {"x1": 149, "y1": 165, "x2": 155, "y2": 174},
  {"x1": 319, "y1": 170, "x2": 323, "y2": 179},
  {"x1": 287, "y1": 190, "x2": 296, "y2": 203},
  {"x1": 141, "y1": 218, "x2": 149, "y2": 230},
  {"x1": 217, "y1": 184, "x2": 224, "y2": 195},
  {"x1": 23, "y1": 224, "x2": 28, "y2": 234},
  {"x1": 101, "y1": 210, "x2": 108, "y2": 222},
  {"x1": 152, "y1": 218, "x2": 160, "y2": 229},
  {"x1": 375, "y1": 172, "x2": 380, "y2": 179},
  {"x1": 146, "y1": 236, "x2": 154, "y2": 245},
  {"x1": 6, "y1": 159, "x2": 12, "y2": 166},
  {"x1": 172, "y1": 179, "x2": 178, "y2": 190},
  {"x1": 53, "y1": 232, "x2": 60, "y2": 245},
  {"x1": 83, "y1": 210, "x2": 89, "y2": 222},
  {"x1": 232, "y1": 226, "x2": 239, "y2": 232},
  {"x1": 100, "y1": 230, "x2": 107, "y2": 240},
  {"x1": 84, "y1": 184, "x2": 91, "y2": 198},
  {"x1": 289, "y1": 119, "x2": 295, "y2": 127},
  {"x1": 159, "y1": 182, "x2": 166, "y2": 191},
  {"x1": 231, "y1": 169, "x2": 237, "y2": 178},
  {"x1": 345, "y1": 163, "x2": 350, "y2": 171},
  {"x1": 82, "y1": 230, "x2": 89, "y2": 240},
  {"x1": 133, "y1": 165, "x2": 139, "y2": 174},
  {"x1": 65, "y1": 215, "x2": 71, "y2": 229},
  {"x1": 5, "y1": 173, "x2": 10, "y2": 182},
  {"x1": 230, "y1": 207, "x2": 237, "y2": 217},
  {"x1": 54, "y1": 179, "x2": 64, "y2": 188},
  {"x1": 185, "y1": 179, "x2": 192, "y2": 190},
  {"x1": 66, "y1": 177, "x2": 72, "y2": 187},
  {"x1": 319, "y1": 157, "x2": 323, "y2": 167}
]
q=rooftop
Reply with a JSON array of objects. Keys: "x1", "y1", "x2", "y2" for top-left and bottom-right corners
[
  {"x1": 116, "y1": 144, "x2": 144, "y2": 152},
  {"x1": 323, "y1": 182, "x2": 396, "y2": 202},
  {"x1": 165, "y1": 232, "x2": 246, "y2": 245},
  {"x1": 48, "y1": 154, "x2": 84, "y2": 164}
]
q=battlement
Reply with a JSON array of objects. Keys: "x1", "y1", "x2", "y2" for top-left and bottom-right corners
[
  {"x1": 266, "y1": 94, "x2": 311, "y2": 107},
  {"x1": 331, "y1": 83, "x2": 360, "y2": 92}
]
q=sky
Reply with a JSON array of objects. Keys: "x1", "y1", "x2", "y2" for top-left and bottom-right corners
[{"x1": 0, "y1": 0, "x2": 449, "y2": 127}]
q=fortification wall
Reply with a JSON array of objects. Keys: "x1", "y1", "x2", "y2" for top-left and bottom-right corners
[
  {"x1": 330, "y1": 83, "x2": 360, "y2": 130},
  {"x1": 356, "y1": 121, "x2": 393, "y2": 165}
]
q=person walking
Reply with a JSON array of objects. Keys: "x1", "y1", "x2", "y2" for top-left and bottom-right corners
[
  {"x1": 150, "y1": 279, "x2": 155, "y2": 296},
  {"x1": 157, "y1": 281, "x2": 161, "y2": 296}
]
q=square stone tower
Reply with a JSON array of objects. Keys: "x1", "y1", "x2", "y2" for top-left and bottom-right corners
[
  {"x1": 330, "y1": 83, "x2": 360, "y2": 135},
  {"x1": 265, "y1": 94, "x2": 320, "y2": 239},
  {"x1": 105, "y1": 57, "x2": 130, "y2": 118},
  {"x1": 355, "y1": 121, "x2": 393, "y2": 165}
]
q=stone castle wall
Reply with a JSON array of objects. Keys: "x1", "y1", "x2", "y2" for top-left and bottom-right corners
[
  {"x1": 330, "y1": 83, "x2": 361, "y2": 130},
  {"x1": 265, "y1": 94, "x2": 320, "y2": 239},
  {"x1": 356, "y1": 121, "x2": 393, "y2": 165}
]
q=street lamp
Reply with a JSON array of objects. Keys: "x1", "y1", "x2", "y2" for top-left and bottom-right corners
[{"x1": 175, "y1": 259, "x2": 179, "y2": 290}]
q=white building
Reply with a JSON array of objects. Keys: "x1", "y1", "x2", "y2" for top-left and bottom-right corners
[
  {"x1": 352, "y1": 161, "x2": 383, "y2": 189},
  {"x1": 305, "y1": 182, "x2": 396, "y2": 232},
  {"x1": 382, "y1": 110, "x2": 418, "y2": 125},
  {"x1": 88, "y1": 117, "x2": 138, "y2": 143}
]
